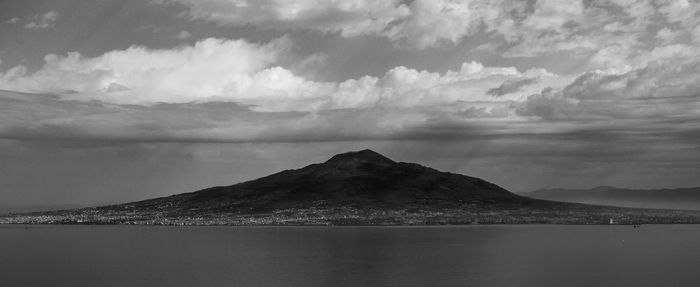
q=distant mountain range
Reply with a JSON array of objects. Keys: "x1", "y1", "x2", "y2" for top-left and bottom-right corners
[
  {"x1": 522, "y1": 186, "x2": 700, "y2": 210},
  {"x1": 3, "y1": 150, "x2": 700, "y2": 225}
]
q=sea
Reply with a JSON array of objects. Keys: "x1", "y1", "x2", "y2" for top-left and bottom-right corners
[{"x1": 2, "y1": 224, "x2": 700, "y2": 287}]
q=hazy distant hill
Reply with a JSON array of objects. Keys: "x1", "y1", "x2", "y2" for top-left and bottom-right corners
[
  {"x1": 522, "y1": 186, "x2": 700, "y2": 210},
  {"x1": 0, "y1": 203, "x2": 83, "y2": 214},
  {"x1": 4, "y1": 150, "x2": 700, "y2": 225}
]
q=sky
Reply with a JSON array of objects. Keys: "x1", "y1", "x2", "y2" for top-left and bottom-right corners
[{"x1": 1, "y1": 0, "x2": 700, "y2": 205}]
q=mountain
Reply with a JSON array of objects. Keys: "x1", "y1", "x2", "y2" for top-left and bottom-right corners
[
  {"x1": 523, "y1": 186, "x2": 700, "y2": 210},
  {"x1": 3, "y1": 150, "x2": 700, "y2": 225},
  {"x1": 147, "y1": 149, "x2": 529, "y2": 210}
]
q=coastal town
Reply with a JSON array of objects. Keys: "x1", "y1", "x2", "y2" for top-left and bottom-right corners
[{"x1": 4, "y1": 202, "x2": 700, "y2": 226}]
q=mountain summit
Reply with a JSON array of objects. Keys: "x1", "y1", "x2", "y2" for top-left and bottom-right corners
[{"x1": 324, "y1": 149, "x2": 396, "y2": 167}]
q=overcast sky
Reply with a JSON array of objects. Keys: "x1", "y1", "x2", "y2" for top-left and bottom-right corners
[{"x1": 1, "y1": 0, "x2": 700, "y2": 205}]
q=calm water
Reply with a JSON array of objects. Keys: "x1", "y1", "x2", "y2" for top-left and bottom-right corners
[{"x1": 2, "y1": 225, "x2": 700, "y2": 287}]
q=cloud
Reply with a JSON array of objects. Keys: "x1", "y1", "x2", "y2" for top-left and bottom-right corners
[
  {"x1": 382, "y1": 0, "x2": 500, "y2": 49},
  {"x1": 2, "y1": 87, "x2": 699, "y2": 184},
  {"x1": 487, "y1": 78, "x2": 538, "y2": 97},
  {"x1": 518, "y1": 57, "x2": 700, "y2": 121},
  {"x1": 3, "y1": 49, "x2": 700, "y2": 193},
  {"x1": 321, "y1": 62, "x2": 561, "y2": 112},
  {"x1": 1, "y1": 20, "x2": 699, "y2": 155},
  {"x1": 4, "y1": 17, "x2": 20, "y2": 24},
  {"x1": 134, "y1": 24, "x2": 163, "y2": 34},
  {"x1": 157, "y1": 0, "x2": 503, "y2": 49},
  {"x1": 0, "y1": 36, "x2": 565, "y2": 112},
  {"x1": 0, "y1": 37, "x2": 332, "y2": 110},
  {"x1": 502, "y1": 0, "x2": 700, "y2": 68},
  {"x1": 23, "y1": 11, "x2": 59, "y2": 29},
  {"x1": 155, "y1": 0, "x2": 700, "y2": 61},
  {"x1": 177, "y1": 30, "x2": 191, "y2": 39},
  {"x1": 0, "y1": 58, "x2": 560, "y2": 145},
  {"x1": 158, "y1": 0, "x2": 410, "y2": 35},
  {"x1": 2, "y1": 32, "x2": 699, "y2": 123}
]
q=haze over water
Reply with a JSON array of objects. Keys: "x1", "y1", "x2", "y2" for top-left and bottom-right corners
[{"x1": 2, "y1": 225, "x2": 700, "y2": 287}]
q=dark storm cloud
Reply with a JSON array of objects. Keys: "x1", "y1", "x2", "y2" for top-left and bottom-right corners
[
  {"x1": 0, "y1": 90, "x2": 310, "y2": 143},
  {"x1": 0, "y1": 89, "x2": 515, "y2": 144},
  {"x1": 2, "y1": 88, "x2": 698, "y2": 154}
]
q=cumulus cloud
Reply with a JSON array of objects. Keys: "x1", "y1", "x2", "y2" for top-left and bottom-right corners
[
  {"x1": 521, "y1": 0, "x2": 584, "y2": 30},
  {"x1": 0, "y1": 37, "x2": 335, "y2": 110},
  {"x1": 503, "y1": 0, "x2": 700, "y2": 68},
  {"x1": 2, "y1": 34, "x2": 699, "y2": 123},
  {"x1": 157, "y1": 0, "x2": 504, "y2": 49},
  {"x1": 518, "y1": 57, "x2": 700, "y2": 121},
  {"x1": 0, "y1": 36, "x2": 566, "y2": 112},
  {"x1": 1, "y1": 9, "x2": 700, "y2": 149},
  {"x1": 382, "y1": 0, "x2": 500, "y2": 49},
  {"x1": 154, "y1": 0, "x2": 700, "y2": 61},
  {"x1": 320, "y1": 62, "x2": 562, "y2": 112}
]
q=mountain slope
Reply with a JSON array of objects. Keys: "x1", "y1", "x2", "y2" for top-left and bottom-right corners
[
  {"x1": 523, "y1": 186, "x2": 700, "y2": 210},
  {"x1": 4, "y1": 150, "x2": 700, "y2": 225},
  {"x1": 127, "y1": 149, "x2": 530, "y2": 213}
]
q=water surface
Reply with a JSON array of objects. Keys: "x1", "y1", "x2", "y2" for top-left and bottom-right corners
[{"x1": 2, "y1": 225, "x2": 700, "y2": 287}]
